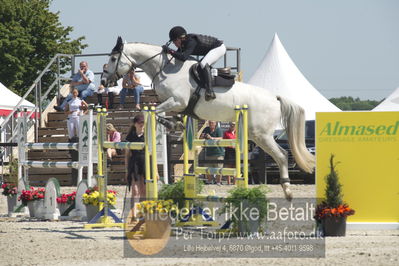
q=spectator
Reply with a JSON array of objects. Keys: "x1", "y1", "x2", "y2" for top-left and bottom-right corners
[
  {"x1": 223, "y1": 122, "x2": 236, "y2": 185},
  {"x1": 106, "y1": 123, "x2": 121, "y2": 160},
  {"x1": 65, "y1": 88, "x2": 88, "y2": 141},
  {"x1": 97, "y1": 64, "x2": 117, "y2": 109},
  {"x1": 120, "y1": 69, "x2": 144, "y2": 110},
  {"x1": 200, "y1": 120, "x2": 224, "y2": 185},
  {"x1": 55, "y1": 61, "x2": 95, "y2": 111},
  {"x1": 125, "y1": 114, "x2": 146, "y2": 200}
]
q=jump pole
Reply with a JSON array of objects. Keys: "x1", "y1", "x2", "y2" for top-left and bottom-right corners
[
  {"x1": 178, "y1": 105, "x2": 249, "y2": 227},
  {"x1": 84, "y1": 106, "x2": 158, "y2": 229},
  {"x1": 84, "y1": 107, "x2": 124, "y2": 229},
  {"x1": 183, "y1": 105, "x2": 249, "y2": 187},
  {"x1": 18, "y1": 109, "x2": 96, "y2": 187},
  {"x1": 15, "y1": 109, "x2": 96, "y2": 217}
]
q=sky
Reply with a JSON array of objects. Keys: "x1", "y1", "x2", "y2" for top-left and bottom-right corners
[{"x1": 50, "y1": 0, "x2": 399, "y2": 100}]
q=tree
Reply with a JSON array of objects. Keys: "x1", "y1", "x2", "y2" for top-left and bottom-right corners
[
  {"x1": 324, "y1": 154, "x2": 343, "y2": 207},
  {"x1": 329, "y1": 96, "x2": 381, "y2": 111},
  {"x1": 0, "y1": 0, "x2": 87, "y2": 98}
]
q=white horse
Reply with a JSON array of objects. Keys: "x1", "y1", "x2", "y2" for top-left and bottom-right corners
[{"x1": 101, "y1": 37, "x2": 315, "y2": 200}]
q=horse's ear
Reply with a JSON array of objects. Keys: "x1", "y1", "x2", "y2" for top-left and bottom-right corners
[{"x1": 112, "y1": 36, "x2": 123, "y2": 53}]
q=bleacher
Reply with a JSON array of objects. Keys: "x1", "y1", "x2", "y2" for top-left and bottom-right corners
[{"x1": 27, "y1": 90, "x2": 167, "y2": 186}]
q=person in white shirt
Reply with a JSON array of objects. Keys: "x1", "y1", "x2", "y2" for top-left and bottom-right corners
[{"x1": 65, "y1": 88, "x2": 88, "y2": 141}]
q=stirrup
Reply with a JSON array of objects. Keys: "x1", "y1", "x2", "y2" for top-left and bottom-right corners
[{"x1": 205, "y1": 90, "x2": 216, "y2": 101}]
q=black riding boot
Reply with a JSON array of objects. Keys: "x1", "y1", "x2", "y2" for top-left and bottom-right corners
[
  {"x1": 97, "y1": 93, "x2": 103, "y2": 107},
  {"x1": 200, "y1": 64, "x2": 216, "y2": 101},
  {"x1": 108, "y1": 92, "x2": 114, "y2": 109}
]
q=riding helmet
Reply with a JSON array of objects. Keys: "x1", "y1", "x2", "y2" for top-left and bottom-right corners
[{"x1": 169, "y1": 26, "x2": 187, "y2": 41}]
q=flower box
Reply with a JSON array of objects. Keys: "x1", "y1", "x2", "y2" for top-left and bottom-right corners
[
  {"x1": 322, "y1": 216, "x2": 347, "y2": 236},
  {"x1": 315, "y1": 155, "x2": 355, "y2": 237},
  {"x1": 86, "y1": 204, "x2": 99, "y2": 222},
  {"x1": 57, "y1": 191, "x2": 76, "y2": 216},
  {"x1": 19, "y1": 187, "x2": 46, "y2": 218},
  {"x1": 7, "y1": 195, "x2": 18, "y2": 215}
]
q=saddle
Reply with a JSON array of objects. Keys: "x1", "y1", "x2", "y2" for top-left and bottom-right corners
[
  {"x1": 182, "y1": 64, "x2": 236, "y2": 119},
  {"x1": 189, "y1": 63, "x2": 236, "y2": 89}
]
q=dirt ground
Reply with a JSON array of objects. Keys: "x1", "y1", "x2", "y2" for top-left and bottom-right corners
[{"x1": 0, "y1": 184, "x2": 398, "y2": 266}]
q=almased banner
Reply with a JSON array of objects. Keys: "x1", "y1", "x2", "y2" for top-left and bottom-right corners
[{"x1": 316, "y1": 112, "x2": 399, "y2": 223}]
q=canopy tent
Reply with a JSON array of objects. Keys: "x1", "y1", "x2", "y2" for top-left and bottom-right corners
[
  {"x1": 372, "y1": 87, "x2": 399, "y2": 111},
  {"x1": 248, "y1": 33, "x2": 340, "y2": 121},
  {"x1": 0, "y1": 82, "x2": 34, "y2": 117}
]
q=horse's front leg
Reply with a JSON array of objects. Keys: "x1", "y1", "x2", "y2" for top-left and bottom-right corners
[{"x1": 155, "y1": 97, "x2": 183, "y2": 113}]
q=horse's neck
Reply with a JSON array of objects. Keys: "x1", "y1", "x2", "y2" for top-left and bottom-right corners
[
  {"x1": 125, "y1": 43, "x2": 195, "y2": 82},
  {"x1": 125, "y1": 43, "x2": 164, "y2": 78}
]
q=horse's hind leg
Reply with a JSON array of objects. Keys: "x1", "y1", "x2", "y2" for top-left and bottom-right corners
[{"x1": 255, "y1": 135, "x2": 293, "y2": 201}]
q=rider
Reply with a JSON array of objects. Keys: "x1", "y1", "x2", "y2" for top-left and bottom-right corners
[{"x1": 162, "y1": 26, "x2": 226, "y2": 101}]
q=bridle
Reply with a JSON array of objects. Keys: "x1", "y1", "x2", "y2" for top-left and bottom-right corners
[{"x1": 104, "y1": 43, "x2": 173, "y2": 88}]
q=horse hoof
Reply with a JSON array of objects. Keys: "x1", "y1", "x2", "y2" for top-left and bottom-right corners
[
  {"x1": 284, "y1": 190, "x2": 293, "y2": 201},
  {"x1": 205, "y1": 92, "x2": 216, "y2": 101},
  {"x1": 281, "y1": 183, "x2": 293, "y2": 201}
]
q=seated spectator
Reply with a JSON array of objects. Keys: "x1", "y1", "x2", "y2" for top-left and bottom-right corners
[
  {"x1": 120, "y1": 69, "x2": 144, "y2": 110},
  {"x1": 200, "y1": 120, "x2": 224, "y2": 185},
  {"x1": 223, "y1": 122, "x2": 236, "y2": 185},
  {"x1": 55, "y1": 61, "x2": 95, "y2": 111},
  {"x1": 65, "y1": 88, "x2": 88, "y2": 141},
  {"x1": 106, "y1": 123, "x2": 121, "y2": 160}
]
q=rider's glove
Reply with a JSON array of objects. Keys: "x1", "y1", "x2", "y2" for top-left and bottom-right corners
[{"x1": 162, "y1": 45, "x2": 169, "y2": 53}]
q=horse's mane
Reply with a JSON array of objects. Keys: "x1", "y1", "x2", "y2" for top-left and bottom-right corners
[
  {"x1": 124, "y1": 42, "x2": 199, "y2": 65},
  {"x1": 126, "y1": 42, "x2": 160, "y2": 48}
]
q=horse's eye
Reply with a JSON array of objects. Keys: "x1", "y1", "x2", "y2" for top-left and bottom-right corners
[{"x1": 111, "y1": 57, "x2": 116, "y2": 62}]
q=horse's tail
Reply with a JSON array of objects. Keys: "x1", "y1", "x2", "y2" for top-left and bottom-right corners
[{"x1": 277, "y1": 96, "x2": 315, "y2": 173}]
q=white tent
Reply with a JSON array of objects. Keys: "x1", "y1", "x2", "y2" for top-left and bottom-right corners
[
  {"x1": 372, "y1": 87, "x2": 399, "y2": 111},
  {"x1": 248, "y1": 33, "x2": 340, "y2": 121},
  {"x1": 0, "y1": 82, "x2": 34, "y2": 117}
]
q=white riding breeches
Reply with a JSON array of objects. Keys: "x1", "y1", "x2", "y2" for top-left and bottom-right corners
[
  {"x1": 200, "y1": 44, "x2": 226, "y2": 68},
  {"x1": 67, "y1": 116, "x2": 80, "y2": 139}
]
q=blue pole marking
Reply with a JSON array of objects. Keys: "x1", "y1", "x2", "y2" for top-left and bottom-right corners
[
  {"x1": 187, "y1": 116, "x2": 194, "y2": 151},
  {"x1": 238, "y1": 112, "x2": 244, "y2": 154},
  {"x1": 146, "y1": 110, "x2": 153, "y2": 154}
]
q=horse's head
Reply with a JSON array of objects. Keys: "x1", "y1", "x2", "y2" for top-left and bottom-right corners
[{"x1": 101, "y1": 36, "x2": 136, "y2": 87}]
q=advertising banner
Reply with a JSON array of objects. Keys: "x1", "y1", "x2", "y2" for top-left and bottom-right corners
[{"x1": 316, "y1": 112, "x2": 399, "y2": 223}]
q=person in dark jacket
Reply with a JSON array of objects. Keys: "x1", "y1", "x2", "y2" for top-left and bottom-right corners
[
  {"x1": 125, "y1": 114, "x2": 146, "y2": 201},
  {"x1": 163, "y1": 26, "x2": 226, "y2": 101}
]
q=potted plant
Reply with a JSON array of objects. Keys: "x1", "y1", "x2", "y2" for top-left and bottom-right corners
[
  {"x1": 18, "y1": 187, "x2": 45, "y2": 218},
  {"x1": 56, "y1": 191, "x2": 76, "y2": 216},
  {"x1": 315, "y1": 155, "x2": 355, "y2": 236},
  {"x1": 136, "y1": 199, "x2": 177, "y2": 239},
  {"x1": 1, "y1": 183, "x2": 18, "y2": 214},
  {"x1": 2, "y1": 158, "x2": 19, "y2": 215},
  {"x1": 158, "y1": 179, "x2": 204, "y2": 208},
  {"x1": 82, "y1": 186, "x2": 117, "y2": 221},
  {"x1": 221, "y1": 186, "x2": 269, "y2": 234}
]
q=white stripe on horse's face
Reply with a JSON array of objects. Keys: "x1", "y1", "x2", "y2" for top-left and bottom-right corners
[
  {"x1": 101, "y1": 53, "x2": 120, "y2": 87},
  {"x1": 103, "y1": 50, "x2": 133, "y2": 87}
]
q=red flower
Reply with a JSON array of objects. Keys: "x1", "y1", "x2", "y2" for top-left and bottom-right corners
[
  {"x1": 1, "y1": 183, "x2": 18, "y2": 196},
  {"x1": 18, "y1": 187, "x2": 45, "y2": 205},
  {"x1": 56, "y1": 191, "x2": 77, "y2": 205},
  {"x1": 315, "y1": 202, "x2": 355, "y2": 220}
]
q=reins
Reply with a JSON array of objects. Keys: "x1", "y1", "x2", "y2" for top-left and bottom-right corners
[{"x1": 120, "y1": 47, "x2": 173, "y2": 89}]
